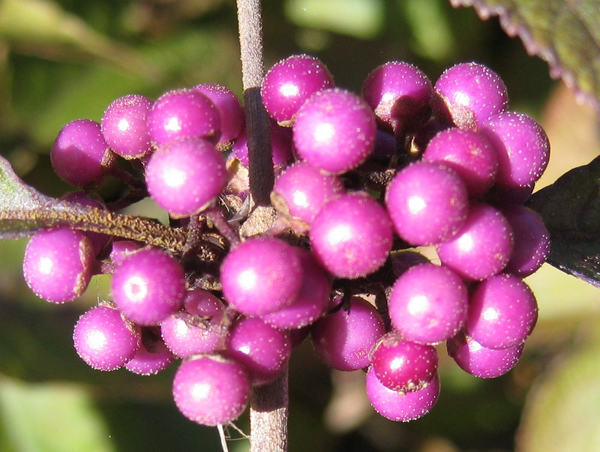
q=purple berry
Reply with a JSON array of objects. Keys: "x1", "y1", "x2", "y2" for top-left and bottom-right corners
[
  {"x1": 172, "y1": 355, "x2": 250, "y2": 426},
  {"x1": 148, "y1": 88, "x2": 221, "y2": 145},
  {"x1": 362, "y1": 61, "x2": 432, "y2": 135},
  {"x1": 262, "y1": 54, "x2": 334, "y2": 123},
  {"x1": 61, "y1": 191, "x2": 112, "y2": 256},
  {"x1": 467, "y1": 274, "x2": 538, "y2": 350},
  {"x1": 193, "y1": 83, "x2": 244, "y2": 143},
  {"x1": 436, "y1": 203, "x2": 514, "y2": 281},
  {"x1": 366, "y1": 366, "x2": 440, "y2": 422},
  {"x1": 388, "y1": 263, "x2": 468, "y2": 344},
  {"x1": 263, "y1": 249, "x2": 331, "y2": 330},
  {"x1": 385, "y1": 161, "x2": 469, "y2": 246},
  {"x1": 125, "y1": 327, "x2": 174, "y2": 375},
  {"x1": 226, "y1": 316, "x2": 292, "y2": 386},
  {"x1": 311, "y1": 296, "x2": 385, "y2": 371},
  {"x1": 502, "y1": 205, "x2": 550, "y2": 277},
  {"x1": 272, "y1": 161, "x2": 345, "y2": 225},
  {"x1": 111, "y1": 248, "x2": 186, "y2": 326},
  {"x1": 73, "y1": 304, "x2": 141, "y2": 371},
  {"x1": 433, "y1": 62, "x2": 509, "y2": 129},
  {"x1": 480, "y1": 111, "x2": 550, "y2": 190},
  {"x1": 220, "y1": 237, "x2": 303, "y2": 317},
  {"x1": 161, "y1": 311, "x2": 225, "y2": 358},
  {"x1": 109, "y1": 240, "x2": 142, "y2": 266},
  {"x1": 447, "y1": 331, "x2": 523, "y2": 378},
  {"x1": 309, "y1": 192, "x2": 393, "y2": 279},
  {"x1": 422, "y1": 127, "x2": 498, "y2": 198},
  {"x1": 182, "y1": 288, "x2": 225, "y2": 318},
  {"x1": 145, "y1": 137, "x2": 227, "y2": 218},
  {"x1": 371, "y1": 332, "x2": 438, "y2": 392},
  {"x1": 23, "y1": 228, "x2": 95, "y2": 303},
  {"x1": 231, "y1": 121, "x2": 293, "y2": 169},
  {"x1": 101, "y1": 94, "x2": 154, "y2": 159},
  {"x1": 51, "y1": 119, "x2": 115, "y2": 188},
  {"x1": 293, "y1": 88, "x2": 377, "y2": 174}
]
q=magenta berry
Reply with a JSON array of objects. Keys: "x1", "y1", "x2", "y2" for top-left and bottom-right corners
[
  {"x1": 309, "y1": 192, "x2": 393, "y2": 279},
  {"x1": 125, "y1": 327, "x2": 174, "y2": 375},
  {"x1": 148, "y1": 88, "x2": 221, "y2": 145},
  {"x1": 172, "y1": 355, "x2": 250, "y2": 426},
  {"x1": 366, "y1": 367, "x2": 440, "y2": 422},
  {"x1": 467, "y1": 274, "x2": 538, "y2": 350},
  {"x1": 220, "y1": 237, "x2": 303, "y2": 317},
  {"x1": 111, "y1": 248, "x2": 186, "y2": 326},
  {"x1": 362, "y1": 61, "x2": 432, "y2": 135},
  {"x1": 371, "y1": 332, "x2": 438, "y2": 392},
  {"x1": 388, "y1": 263, "x2": 468, "y2": 344},
  {"x1": 293, "y1": 88, "x2": 377, "y2": 174},
  {"x1": 193, "y1": 83, "x2": 244, "y2": 143},
  {"x1": 145, "y1": 137, "x2": 227, "y2": 218},
  {"x1": 311, "y1": 296, "x2": 385, "y2": 371},
  {"x1": 51, "y1": 119, "x2": 115, "y2": 188},
  {"x1": 262, "y1": 54, "x2": 335, "y2": 123},
  {"x1": 385, "y1": 161, "x2": 469, "y2": 246},
  {"x1": 101, "y1": 94, "x2": 154, "y2": 159},
  {"x1": 23, "y1": 228, "x2": 95, "y2": 303},
  {"x1": 161, "y1": 311, "x2": 225, "y2": 358},
  {"x1": 73, "y1": 304, "x2": 141, "y2": 371}
]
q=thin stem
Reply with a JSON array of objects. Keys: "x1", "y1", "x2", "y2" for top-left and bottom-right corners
[{"x1": 237, "y1": 0, "x2": 274, "y2": 206}]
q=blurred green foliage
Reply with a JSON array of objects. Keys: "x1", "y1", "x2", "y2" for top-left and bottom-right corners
[{"x1": 0, "y1": 1, "x2": 598, "y2": 451}]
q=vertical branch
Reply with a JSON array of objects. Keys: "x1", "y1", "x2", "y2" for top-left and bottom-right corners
[
  {"x1": 237, "y1": 0, "x2": 274, "y2": 206},
  {"x1": 237, "y1": 1, "x2": 288, "y2": 451}
]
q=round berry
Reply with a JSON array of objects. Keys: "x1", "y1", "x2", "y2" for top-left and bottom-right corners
[
  {"x1": 23, "y1": 228, "x2": 95, "y2": 303},
  {"x1": 293, "y1": 88, "x2": 376, "y2": 174},
  {"x1": 125, "y1": 327, "x2": 174, "y2": 375},
  {"x1": 73, "y1": 304, "x2": 141, "y2": 371},
  {"x1": 309, "y1": 192, "x2": 393, "y2": 279},
  {"x1": 193, "y1": 83, "x2": 244, "y2": 143},
  {"x1": 262, "y1": 54, "x2": 334, "y2": 123},
  {"x1": 145, "y1": 137, "x2": 227, "y2": 218},
  {"x1": 172, "y1": 355, "x2": 250, "y2": 426},
  {"x1": 111, "y1": 248, "x2": 186, "y2": 326},
  {"x1": 220, "y1": 237, "x2": 303, "y2": 317}
]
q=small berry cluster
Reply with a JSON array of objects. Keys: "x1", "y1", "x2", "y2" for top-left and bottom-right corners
[{"x1": 20, "y1": 54, "x2": 550, "y2": 427}]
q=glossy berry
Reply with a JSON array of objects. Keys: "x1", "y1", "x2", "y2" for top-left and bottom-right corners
[
  {"x1": 220, "y1": 237, "x2": 303, "y2": 317},
  {"x1": 311, "y1": 296, "x2": 385, "y2": 371},
  {"x1": 362, "y1": 61, "x2": 432, "y2": 135},
  {"x1": 272, "y1": 161, "x2": 345, "y2": 225},
  {"x1": 73, "y1": 304, "x2": 141, "y2": 371},
  {"x1": 371, "y1": 332, "x2": 438, "y2": 392},
  {"x1": 467, "y1": 274, "x2": 538, "y2": 350},
  {"x1": 51, "y1": 119, "x2": 115, "y2": 188},
  {"x1": 480, "y1": 111, "x2": 550, "y2": 189},
  {"x1": 422, "y1": 127, "x2": 498, "y2": 198},
  {"x1": 309, "y1": 192, "x2": 393, "y2": 279},
  {"x1": 111, "y1": 248, "x2": 186, "y2": 326},
  {"x1": 148, "y1": 88, "x2": 221, "y2": 145},
  {"x1": 447, "y1": 331, "x2": 524, "y2": 378},
  {"x1": 262, "y1": 54, "x2": 334, "y2": 123},
  {"x1": 366, "y1": 367, "x2": 440, "y2": 422},
  {"x1": 145, "y1": 137, "x2": 227, "y2": 217},
  {"x1": 101, "y1": 94, "x2": 154, "y2": 159},
  {"x1": 437, "y1": 203, "x2": 514, "y2": 281},
  {"x1": 263, "y1": 249, "x2": 331, "y2": 330},
  {"x1": 388, "y1": 263, "x2": 468, "y2": 344},
  {"x1": 502, "y1": 205, "x2": 550, "y2": 277},
  {"x1": 293, "y1": 88, "x2": 377, "y2": 174},
  {"x1": 232, "y1": 121, "x2": 293, "y2": 169},
  {"x1": 385, "y1": 161, "x2": 469, "y2": 246},
  {"x1": 161, "y1": 311, "x2": 225, "y2": 358},
  {"x1": 226, "y1": 316, "x2": 292, "y2": 386},
  {"x1": 193, "y1": 83, "x2": 244, "y2": 143},
  {"x1": 172, "y1": 355, "x2": 250, "y2": 426},
  {"x1": 433, "y1": 62, "x2": 509, "y2": 129},
  {"x1": 23, "y1": 228, "x2": 95, "y2": 303}
]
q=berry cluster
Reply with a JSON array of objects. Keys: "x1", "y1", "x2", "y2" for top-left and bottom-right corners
[{"x1": 21, "y1": 54, "x2": 550, "y2": 427}]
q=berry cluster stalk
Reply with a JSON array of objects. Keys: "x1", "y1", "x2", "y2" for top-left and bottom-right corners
[{"x1": 236, "y1": 0, "x2": 288, "y2": 451}]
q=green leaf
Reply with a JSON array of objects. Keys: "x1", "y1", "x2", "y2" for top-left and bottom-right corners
[
  {"x1": 450, "y1": 0, "x2": 600, "y2": 109},
  {"x1": 528, "y1": 156, "x2": 600, "y2": 287},
  {"x1": 0, "y1": 376, "x2": 116, "y2": 452},
  {"x1": 517, "y1": 328, "x2": 600, "y2": 451}
]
